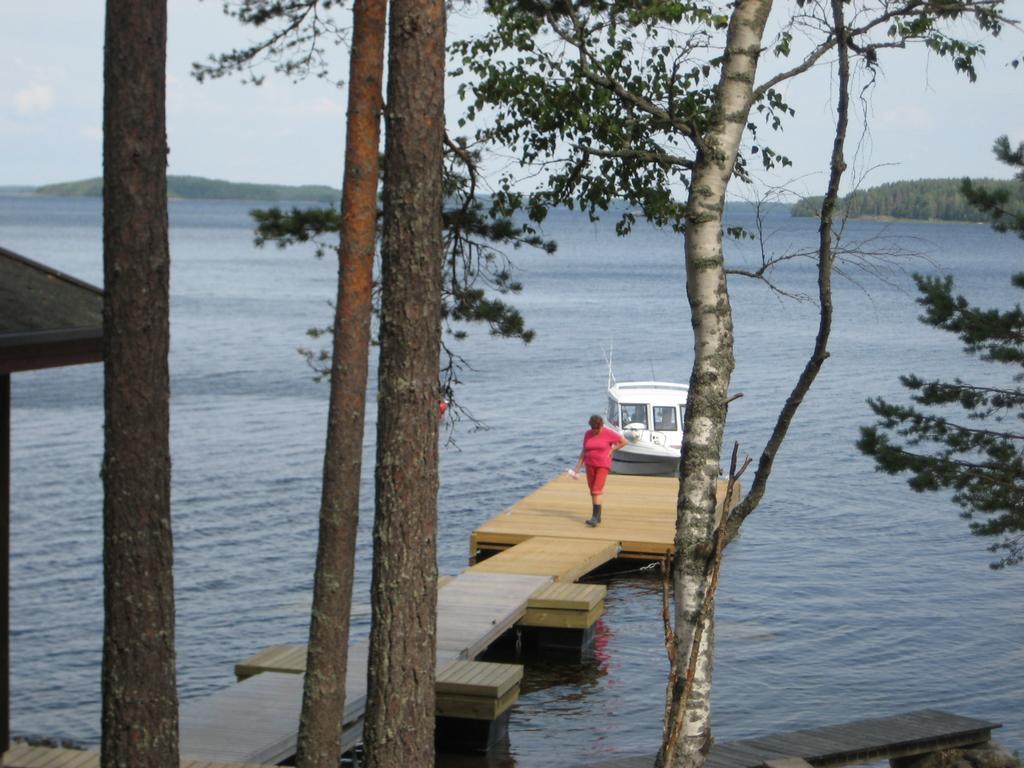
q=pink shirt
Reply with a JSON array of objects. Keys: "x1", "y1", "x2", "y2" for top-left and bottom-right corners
[{"x1": 582, "y1": 427, "x2": 623, "y2": 469}]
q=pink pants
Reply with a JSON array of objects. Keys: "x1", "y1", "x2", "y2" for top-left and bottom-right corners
[{"x1": 586, "y1": 465, "x2": 609, "y2": 494}]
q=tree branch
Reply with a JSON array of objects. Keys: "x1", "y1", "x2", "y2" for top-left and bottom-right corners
[
  {"x1": 576, "y1": 143, "x2": 694, "y2": 168},
  {"x1": 548, "y1": 3, "x2": 701, "y2": 143},
  {"x1": 726, "y1": 0, "x2": 852, "y2": 543}
]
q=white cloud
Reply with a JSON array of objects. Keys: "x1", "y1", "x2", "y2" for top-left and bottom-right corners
[
  {"x1": 14, "y1": 83, "x2": 54, "y2": 115},
  {"x1": 309, "y1": 96, "x2": 344, "y2": 115}
]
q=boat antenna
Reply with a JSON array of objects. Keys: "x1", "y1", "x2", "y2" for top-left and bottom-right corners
[
  {"x1": 650, "y1": 360, "x2": 656, "y2": 381},
  {"x1": 604, "y1": 341, "x2": 616, "y2": 389}
]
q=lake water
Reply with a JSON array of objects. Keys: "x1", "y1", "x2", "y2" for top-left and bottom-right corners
[{"x1": 1, "y1": 195, "x2": 1021, "y2": 765}]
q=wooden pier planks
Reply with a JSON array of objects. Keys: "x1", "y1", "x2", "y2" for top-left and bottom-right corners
[
  {"x1": 471, "y1": 473, "x2": 739, "y2": 559},
  {"x1": 180, "y1": 571, "x2": 548, "y2": 763},
  {"x1": 234, "y1": 643, "x2": 306, "y2": 679},
  {"x1": 585, "y1": 709, "x2": 1002, "y2": 768},
  {"x1": 706, "y1": 709, "x2": 1002, "y2": 768},
  {"x1": 180, "y1": 643, "x2": 368, "y2": 764},
  {"x1": 178, "y1": 671, "x2": 359, "y2": 765},
  {"x1": 2, "y1": 742, "x2": 277, "y2": 768},
  {"x1": 181, "y1": 473, "x2": 743, "y2": 764},
  {"x1": 436, "y1": 571, "x2": 552, "y2": 661},
  {"x1": 468, "y1": 536, "x2": 619, "y2": 582}
]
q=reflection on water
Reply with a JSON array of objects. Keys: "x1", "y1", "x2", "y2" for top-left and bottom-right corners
[{"x1": 437, "y1": 572, "x2": 792, "y2": 767}]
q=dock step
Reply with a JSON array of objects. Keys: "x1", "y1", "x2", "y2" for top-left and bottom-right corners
[
  {"x1": 522, "y1": 582, "x2": 607, "y2": 629},
  {"x1": 235, "y1": 643, "x2": 305, "y2": 680},
  {"x1": 235, "y1": 645, "x2": 523, "y2": 722},
  {"x1": 435, "y1": 660, "x2": 523, "y2": 720}
]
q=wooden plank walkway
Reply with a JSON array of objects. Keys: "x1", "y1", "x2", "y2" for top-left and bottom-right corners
[
  {"x1": 468, "y1": 536, "x2": 619, "y2": 582},
  {"x1": 179, "y1": 667, "x2": 365, "y2": 764},
  {"x1": 2, "y1": 742, "x2": 276, "y2": 767},
  {"x1": 183, "y1": 474, "x2": 726, "y2": 763},
  {"x1": 179, "y1": 571, "x2": 550, "y2": 763},
  {"x1": 472, "y1": 473, "x2": 738, "y2": 560},
  {"x1": 584, "y1": 710, "x2": 1001, "y2": 768},
  {"x1": 436, "y1": 571, "x2": 551, "y2": 661}
]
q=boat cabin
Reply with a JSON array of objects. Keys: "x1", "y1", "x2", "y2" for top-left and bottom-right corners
[{"x1": 607, "y1": 381, "x2": 689, "y2": 434}]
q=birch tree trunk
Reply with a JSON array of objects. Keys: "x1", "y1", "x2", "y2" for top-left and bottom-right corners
[
  {"x1": 363, "y1": 0, "x2": 446, "y2": 764},
  {"x1": 662, "y1": 2, "x2": 773, "y2": 766},
  {"x1": 101, "y1": 0, "x2": 178, "y2": 764},
  {"x1": 294, "y1": 0, "x2": 386, "y2": 765}
]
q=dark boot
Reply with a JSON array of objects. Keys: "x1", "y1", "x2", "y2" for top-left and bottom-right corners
[{"x1": 586, "y1": 504, "x2": 602, "y2": 527}]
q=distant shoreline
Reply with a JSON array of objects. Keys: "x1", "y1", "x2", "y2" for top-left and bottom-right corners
[
  {"x1": 790, "y1": 177, "x2": 1017, "y2": 223},
  {"x1": 5, "y1": 175, "x2": 342, "y2": 205},
  {"x1": 5, "y1": 175, "x2": 1013, "y2": 226},
  {"x1": 798, "y1": 212, "x2": 986, "y2": 225}
]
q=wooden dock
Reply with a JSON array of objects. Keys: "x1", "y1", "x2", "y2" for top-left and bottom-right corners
[
  {"x1": 585, "y1": 710, "x2": 1002, "y2": 768},
  {"x1": 180, "y1": 651, "x2": 367, "y2": 763},
  {"x1": 471, "y1": 472, "x2": 736, "y2": 560},
  {"x1": 178, "y1": 472, "x2": 734, "y2": 763},
  {"x1": 179, "y1": 571, "x2": 553, "y2": 762},
  {"x1": 1, "y1": 741, "x2": 276, "y2": 768}
]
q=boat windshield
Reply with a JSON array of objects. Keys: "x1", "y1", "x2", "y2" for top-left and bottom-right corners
[
  {"x1": 607, "y1": 398, "x2": 621, "y2": 427},
  {"x1": 620, "y1": 403, "x2": 648, "y2": 428},
  {"x1": 653, "y1": 405, "x2": 678, "y2": 432}
]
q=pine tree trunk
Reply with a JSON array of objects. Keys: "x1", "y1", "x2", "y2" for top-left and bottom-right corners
[
  {"x1": 101, "y1": 1, "x2": 178, "y2": 765},
  {"x1": 662, "y1": 2, "x2": 772, "y2": 767},
  {"x1": 363, "y1": 0, "x2": 446, "y2": 764},
  {"x1": 294, "y1": 0, "x2": 386, "y2": 765}
]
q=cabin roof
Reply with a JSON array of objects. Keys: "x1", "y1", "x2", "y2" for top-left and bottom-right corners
[
  {"x1": 0, "y1": 245, "x2": 103, "y2": 374},
  {"x1": 609, "y1": 381, "x2": 689, "y2": 402}
]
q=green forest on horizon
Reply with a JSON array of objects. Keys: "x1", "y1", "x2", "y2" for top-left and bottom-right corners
[
  {"x1": 31, "y1": 175, "x2": 341, "y2": 204},
  {"x1": 791, "y1": 177, "x2": 1022, "y2": 222}
]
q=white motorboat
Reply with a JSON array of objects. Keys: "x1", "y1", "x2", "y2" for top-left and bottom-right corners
[{"x1": 606, "y1": 380, "x2": 689, "y2": 476}]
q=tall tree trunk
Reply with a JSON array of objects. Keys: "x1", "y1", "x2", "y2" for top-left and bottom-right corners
[
  {"x1": 363, "y1": 0, "x2": 446, "y2": 764},
  {"x1": 661, "y1": 2, "x2": 773, "y2": 767},
  {"x1": 294, "y1": 0, "x2": 386, "y2": 765},
  {"x1": 101, "y1": 1, "x2": 178, "y2": 765}
]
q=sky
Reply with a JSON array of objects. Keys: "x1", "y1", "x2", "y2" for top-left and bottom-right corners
[{"x1": 2, "y1": 1, "x2": 1023, "y2": 196}]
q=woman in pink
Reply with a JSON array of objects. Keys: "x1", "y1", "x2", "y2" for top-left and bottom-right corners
[{"x1": 572, "y1": 415, "x2": 628, "y2": 527}]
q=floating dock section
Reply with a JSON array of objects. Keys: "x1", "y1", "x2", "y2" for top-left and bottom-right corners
[
  {"x1": 586, "y1": 709, "x2": 1002, "y2": 768},
  {"x1": 471, "y1": 472, "x2": 737, "y2": 561}
]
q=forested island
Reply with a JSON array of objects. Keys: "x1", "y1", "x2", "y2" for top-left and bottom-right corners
[
  {"x1": 33, "y1": 175, "x2": 341, "y2": 203},
  {"x1": 791, "y1": 178, "x2": 1020, "y2": 222}
]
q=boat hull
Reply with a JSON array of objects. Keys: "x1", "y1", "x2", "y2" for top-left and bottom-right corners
[{"x1": 612, "y1": 445, "x2": 679, "y2": 477}]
